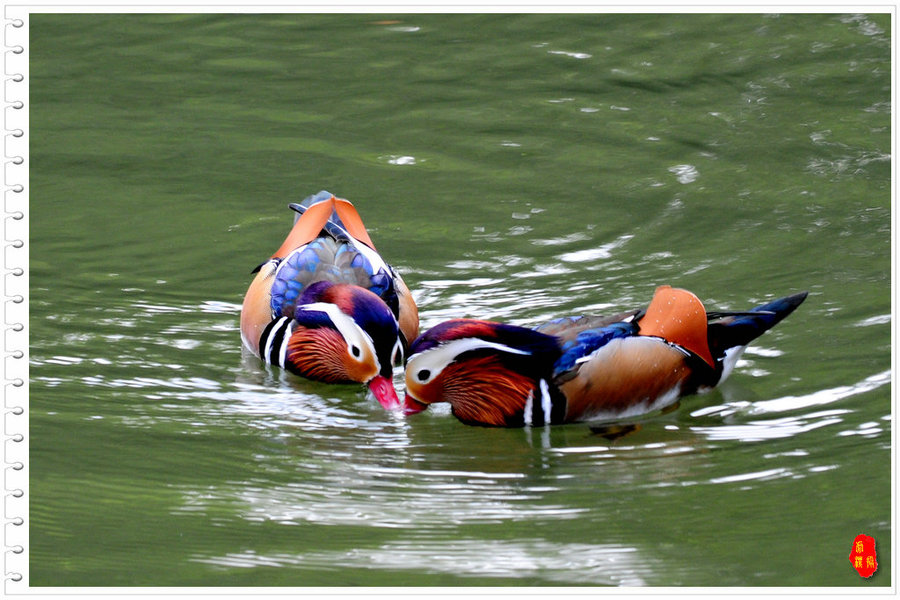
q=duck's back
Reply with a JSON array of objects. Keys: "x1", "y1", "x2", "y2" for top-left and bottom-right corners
[
  {"x1": 241, "y1": 191, "x2": 419, "y2": 357},
  {"x1": 270, "y1": 236, "x2": 389, "y2": 320}
]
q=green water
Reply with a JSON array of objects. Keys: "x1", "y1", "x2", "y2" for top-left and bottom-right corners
[{"x1": 24, "y1": 13, "x2": 891, "y2": 587}]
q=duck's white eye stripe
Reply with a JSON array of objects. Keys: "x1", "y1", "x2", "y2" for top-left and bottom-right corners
[
  {"x1": 408, "y1": 338, "x2": 531, "y2": 385},
  {"x1": 297, "y1": 302, "x2": 379, "y2": 371}
]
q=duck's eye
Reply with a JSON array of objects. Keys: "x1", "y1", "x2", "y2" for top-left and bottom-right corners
[
  {"x1": 417, "y1": 369, "x2": 431, "y2": 382},
  {"x1": 351, "y1": 345, "x2": 362, "y2": 358}
]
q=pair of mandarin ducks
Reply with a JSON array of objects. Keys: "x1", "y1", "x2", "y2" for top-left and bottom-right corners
[{"x1": 241, "y1": 191, "x2": 807, "y2": 428}]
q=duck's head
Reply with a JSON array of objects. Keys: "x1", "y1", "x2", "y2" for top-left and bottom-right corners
[
  {"x1": 289, "y1": 282, "x2": 404, "y2": 410},
  {"x1": 403, "y1": 319, "x2": 560, "y2": 426}
]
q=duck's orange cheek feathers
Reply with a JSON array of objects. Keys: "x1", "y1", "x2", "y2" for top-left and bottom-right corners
[
  {"x1": 404, "y1": 377, "x2": 441, "y2": 405},
  {"x1": 286, "y1": 328, "x2": 377, "y2": 384},
  {"x1": 403, "y1": 377, "x2": 446, "y2": 415},
  {"x1": 345, "y1": 355, "x2": 379, "y2": 384}
]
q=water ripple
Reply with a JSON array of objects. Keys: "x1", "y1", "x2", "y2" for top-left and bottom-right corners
[
  {"x1": 688, "y1": 371, "x2": 889, "y2": 443},
  {"x1": 557, "y1": 234, "x2": 633, "y2": 263},
  {"x1": 668, "y1": 164, "x2": 699, "y2": 184},
  {"x1": 178, "y1": 474, "x2": 588, "y2": 529},
  {"x1": 746, "y1": 369, "x2": 890, "y2": 415},
  {"x1": 547, "y1": 49, "x2": 592, "y2": 59},
  {"x1": 193, "y1": 539, "x2": 651, "y2": 585}
]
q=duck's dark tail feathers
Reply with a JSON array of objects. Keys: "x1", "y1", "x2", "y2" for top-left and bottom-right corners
[
  {"x1": 707, "y1": 291, "x2": 808, "y2": 358},
  {"x1": 288, "y1": 190, "x2": 353, "y2": 242}
]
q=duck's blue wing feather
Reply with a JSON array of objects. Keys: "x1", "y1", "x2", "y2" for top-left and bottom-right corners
[
  {"x1": 269, "y1": 237, "x2": 385, "y2": 319},
  {"x1": 535, "y1": 311, "x2": 641, "y2": 341}
]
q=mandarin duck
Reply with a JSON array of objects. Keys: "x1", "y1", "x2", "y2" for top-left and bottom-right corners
[
  {"x1": 241, "y1": 191, "x2": 418, "y2": 409},
  {"x1": 403, "y1": 285, "x2": 807, "y2": 427}
]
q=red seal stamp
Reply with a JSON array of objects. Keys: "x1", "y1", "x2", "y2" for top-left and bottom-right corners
[{"x1": 849, "y1": 534, "x2": 877, "y2": 578}]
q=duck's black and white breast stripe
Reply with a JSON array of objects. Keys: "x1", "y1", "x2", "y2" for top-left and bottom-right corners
[
  {"x1": 523, "y1": 378, "x2": 567, "y2": 426},
  {"x1": 259, "y1": 316, "x2": 294, "y2": 368}
]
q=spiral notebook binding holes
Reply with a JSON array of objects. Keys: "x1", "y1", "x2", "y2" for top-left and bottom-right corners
[{"x1": 3, "y1": 13, "x2": 26, "y2": 588}]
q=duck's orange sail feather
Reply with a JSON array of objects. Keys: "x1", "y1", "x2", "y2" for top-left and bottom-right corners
[
  {"x1": 334, "y1": 197, "x2": 377, "y2": 250},
  {"x1": 270, "y1": 196, "x2": 336, "y2": 260},
  {"x1": 637, "y1": 285, "x2": 715, "y2": 367}
]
